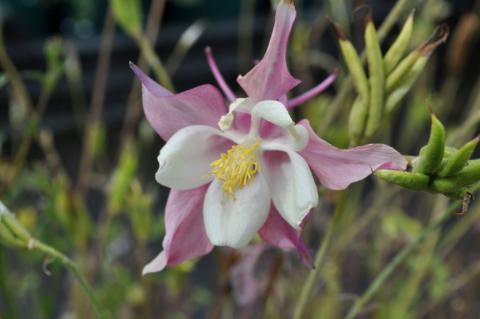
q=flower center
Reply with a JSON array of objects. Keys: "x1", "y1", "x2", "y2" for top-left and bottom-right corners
[{"x1": 211, "y1": 142, "x2": 260, "y2": 196}]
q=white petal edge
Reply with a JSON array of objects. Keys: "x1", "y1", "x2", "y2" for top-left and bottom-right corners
[
  {"x1": 155, "y1": 125, "x2": 232, "y2": 189},
  {"x1": 203, "y1": 173, "x2": 271, "y2": 248},
  {"x1": 264, "y1": 149, "x2": 318, "y2": 229},
  {"x1": 218, "y1": 98, "x2": 255, "y2": 130},
  {"x1": 252, "y1": 100, "x2": 294, "y2": 128}
]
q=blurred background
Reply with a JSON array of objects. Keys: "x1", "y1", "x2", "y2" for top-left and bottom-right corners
[{"x1": 1, "y1": 0, "x2": 480, "y2": 318}]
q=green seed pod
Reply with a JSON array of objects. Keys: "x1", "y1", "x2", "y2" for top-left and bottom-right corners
[
  {"x1": 384, "y1": 11, "x2": 414, "y2": 75},
  {"x1": 438, "y1": 137, "x2": 479, "y2": 177},
  {"x1": 386, "y1": 25, "x2": 449, "y2": 94},
  {"x1": 444, "y1": 146, "x2": 458, "y2": 157},
  {"x1": 414, "y1": 115, "x2": 446, "y2": 174},
  {"x1": 448, "y1": 159, "x2": 480, "y2": 185},
  {"x1": 431, "y1": 159, "x2": 480, "y2": 192},
  {"x1": 385, "y1": 55, "x2": 428, "y2": 113},
  {"x1": 375, "y1": 170, "x2": 430, "y2": 190},
  {"x1": 442, "y1": 187, "x2": 469, "y2": 200},
  {"x1": 348, "y1": 97, "x2": 368, "y2": 144},
  {"x1": 386, "y1": 50, "x2": 421, "y2": 93},
  {"x1": 335, "y1": 24, "x2": 370, "y2": 144},
  {"x1": 364, "y1": 15, "x2": 385, "y2": 138},
  {"x1": 335, "y1": 27, "x2": 370, "y2": 101}
]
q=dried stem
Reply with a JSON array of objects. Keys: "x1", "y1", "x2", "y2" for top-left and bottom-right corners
[
  {"x1": 120, "y1": 0, "x2": 167, "y2": 145},
  {"x1": 76, "y1": 9, "x2": 115, "y2": 195}
]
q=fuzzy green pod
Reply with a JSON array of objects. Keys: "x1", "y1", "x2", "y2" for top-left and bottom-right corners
[
  {"x1": 437, "y1": 137, "x2": 479, "y2": 177},
  {"x1": 364, "y1": 16, "x2": 385, "y2": 138},
  {"x1": 385, "y1": 56, "x2": 428, "y2": 113},
  {"x1": 443, "y1": 188, "x2": 470, "y2": 200},
  {"x1": 414, "y1": 115, "x2": 446, "y2": 174},
  {"x1": 434, "y1": 159, "x2": 480, "y2": 190},
  {"x1": 375, "y1": 170, "x2": 430, "y2": 190},
  {"x1": 384, "y1": 12, "x2": 414, "y2": 75}
]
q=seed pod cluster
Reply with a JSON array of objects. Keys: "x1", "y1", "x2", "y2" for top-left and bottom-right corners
[
  {"x1": 335, "y1": 11, "x2": 449, "y2": 145},
  {"x1": 376, "y1": 115, "x2": 480, "y2": 200}
]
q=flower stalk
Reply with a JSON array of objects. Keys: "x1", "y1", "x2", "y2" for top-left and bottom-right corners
[
  {"x1": 293, "y1": 191, "x2": 346, "y2": 319},
  {"x1": 0, "y1": 202, "x2": 108, "y2": 319}
]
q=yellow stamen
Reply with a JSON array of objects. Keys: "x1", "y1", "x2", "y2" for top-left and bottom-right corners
[{"x1": 211, "y1": 142, "x2": 260, "y2": 196}]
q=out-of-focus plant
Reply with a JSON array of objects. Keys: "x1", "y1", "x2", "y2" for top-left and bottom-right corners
[
  {"x1": 2, "y1": 0, "x2": 480, "y2": 318},
  {"x1": 335, "y1": 11, "x2": 448, "y2": 145}
]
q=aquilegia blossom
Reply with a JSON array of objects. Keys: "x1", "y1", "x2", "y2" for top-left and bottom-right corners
[{"x1": 131, "y1": 0, "x2": 407, "y2": 274}]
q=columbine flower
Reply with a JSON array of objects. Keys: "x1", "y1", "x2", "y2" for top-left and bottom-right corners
[{"x1": 131, "y1": 0, "x2": 407, "y2": 274}]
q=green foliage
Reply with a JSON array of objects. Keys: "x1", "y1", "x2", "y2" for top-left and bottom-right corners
[
  {"x1": 2, "y1": 0, "x2": 480, "y2": 318},
  {"x1": 110, "y1": 0, "x2": 143, "y2": 37},
  {"x1": 108, "y1": 142, "x2": 139, "y2": 215}
]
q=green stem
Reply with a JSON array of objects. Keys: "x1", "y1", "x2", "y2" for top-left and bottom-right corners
[
  {"x1": 136, "y1": 34, "x2": 174, "y2": 92},
  {"x1": 0, "y1": 247, "x2": 16, "y2": 319},
  {"x1": 293, "y1": 191, "x2": 346, "y2": 319},
  {"x1": 344, "y1": 200, "x2": 461, "y2": 319},
  {"x1": 28, "y1": 239, "x2": 109, "y2": 319}
]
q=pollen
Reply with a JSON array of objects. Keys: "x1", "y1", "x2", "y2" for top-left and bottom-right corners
[{"x1": 211, "y1": 142, "x2": 260, "y2": 196}]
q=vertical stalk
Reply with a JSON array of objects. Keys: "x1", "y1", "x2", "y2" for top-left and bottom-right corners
[
  {"x1": 293, "y1": 191, "x2": 346, "y2": 319},
  {"x1": 28, "y1": 239, "x2": 109, "y2": 319},
  {"x1": 120, "y1": 0, "x2": 167, "y2": 144},
  {"x1": 76, "y1": 9, "x2": 115, "y2": 195}
]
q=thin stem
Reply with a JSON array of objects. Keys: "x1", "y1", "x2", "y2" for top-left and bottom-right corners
[
  {"x1": 136, "y1": 34, "x2": 174, "y2": 91},
  {"x1": 205, "y1": 47, "x2": 236, "y2": 102},
  {"x1": 287, "y1": 71, "x2": 337, "y2": 108},
  {"x1": 0, "y1": 23, "x2": 35, "y2": 196},
  {"x1": 293, "y1": 191, "x2": 346, "y2": 319},
  {"x1": 419, "y1": 259, "x2": 480, "y2": 317},
  {"x1": 344, "y1": 200, "x2": 462, "y2": 319},
  {"x1": 76, "y1": 9, "x2": 115, "y2": 195},
  {"x1": 120, "y1": 0, "x2": 167, "y2": 144},
  {"x1": 28, "y1": 239, "x2": 109, "y2": 319}
]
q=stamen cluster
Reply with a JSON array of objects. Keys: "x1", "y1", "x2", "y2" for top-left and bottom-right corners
[{"x1": 211, "y1": 142, "x2": 260, "y2": 196}]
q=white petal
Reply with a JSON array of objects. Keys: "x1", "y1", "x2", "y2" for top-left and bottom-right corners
[
  {"x1": 264, "y1": 150, "x2": 318, "y2": 229},
  {"x1": 156, "y1": 125, "x2": 232, "y2": 189},
  {"x1": 203, "y1": 174, "x2": 271, "y2": 248},
  {"x1": 218, "y1": 98, "x2": 255, "y2": 130},
  {"x1": 252, "y1": 100, "x2": 294, "y2": 128}
]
